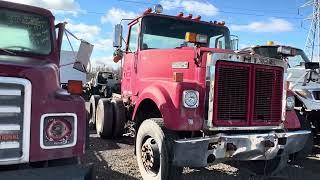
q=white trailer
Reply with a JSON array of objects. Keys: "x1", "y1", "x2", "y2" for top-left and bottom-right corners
[{"x1": 60, "y1": 50, "x2": 87, "y2": 85}]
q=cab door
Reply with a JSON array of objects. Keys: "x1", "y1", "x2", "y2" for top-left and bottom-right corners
[{"x1": 122, "y1": 21, "x2": 140, "y2": 97}]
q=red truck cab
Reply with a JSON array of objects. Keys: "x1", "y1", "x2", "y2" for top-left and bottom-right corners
[
  {"x1": 0, "y1": 1, "x2": 90, "y2": 178},
  {"x1": 91, "y1": 6, "x2": 311, "y2": 179}
]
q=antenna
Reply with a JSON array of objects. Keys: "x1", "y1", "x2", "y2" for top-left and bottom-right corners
[{"x1": 302, "y1": 0, "x2": 320, "y2": 62}]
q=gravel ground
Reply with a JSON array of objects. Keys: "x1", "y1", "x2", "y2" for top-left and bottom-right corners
[
  {"x1": 82, "y1": 131, "x2": 320, "y2": 180},
  {"x1": 84, "y1": 102, "x2": 320, "y2": 180}
]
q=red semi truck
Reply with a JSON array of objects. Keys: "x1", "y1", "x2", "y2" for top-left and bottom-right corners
[
  {"x1": 0, "y1": 1, "x2": 91, "y2": 179},
  {"x1": 89, "y1": 5, "x2": 311, "y2": 179}
]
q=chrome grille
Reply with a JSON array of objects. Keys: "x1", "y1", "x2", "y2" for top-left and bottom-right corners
[
  {"x1": 253, "y1": 68, "x2": 283, "y2": 122},
  {"x1": 213, "y1": 61, "x2": 283, "y2": 126},
  {"x1": 0, "y1": 77, "x2": 31, "y2": 165},
  {"x1": 216, "y1": 63, "x2": 249, "y2": 121}
]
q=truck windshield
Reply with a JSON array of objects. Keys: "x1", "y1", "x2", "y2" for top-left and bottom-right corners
[
  {"x1": 140, "y1": 16, "x2": 231, "y2": 50},
  {"x1": 0, "y1": 9, "x2": 52, "y2": 55},
  {"x1": 253, "y1": 47, "x2": 310, "y2": 67}
]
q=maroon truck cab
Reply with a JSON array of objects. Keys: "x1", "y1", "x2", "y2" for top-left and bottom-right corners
[{"x1": 0, "y1": 1, "x2": 89, "y2": 176}]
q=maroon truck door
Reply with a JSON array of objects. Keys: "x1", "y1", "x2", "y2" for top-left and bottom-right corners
[{"x1": 122, "y1": 21, "x2": 140, "y2": 97}]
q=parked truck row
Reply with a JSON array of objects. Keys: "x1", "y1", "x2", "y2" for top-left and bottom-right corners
[{"x1": 0, "y1": 1, "x2": 316, "y2": 180}]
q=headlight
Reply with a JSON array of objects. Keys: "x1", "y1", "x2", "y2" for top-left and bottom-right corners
[
  {"x1": 183, "y1": 90, "x2": 199, "y2": 108},
  {"x1": 40, "y1": 113, "x2": 77, "y2": 149},
  {"x1": 295, "y1": 89, "x2": 313, "y2": 99},
  {"x1": 286, "y1": 96, "x2": 295, "y2": 110}
]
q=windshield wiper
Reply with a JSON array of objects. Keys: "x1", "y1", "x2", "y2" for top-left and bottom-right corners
[{"x1": 0, "y1": 48, "x2": 16, "y2": 55}]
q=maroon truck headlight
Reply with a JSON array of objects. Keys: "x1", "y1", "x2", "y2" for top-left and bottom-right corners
[{"x1": 40, "y1": 113, "x2": 77, "y2": 149}]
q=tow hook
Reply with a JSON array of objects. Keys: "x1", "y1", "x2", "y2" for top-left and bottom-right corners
[
  {"x1": 226, "y1": 143, "x2": 237, "y2": 151},
  {"x1": 263, "y1": 140, "x2": 275, "y2": 148}
]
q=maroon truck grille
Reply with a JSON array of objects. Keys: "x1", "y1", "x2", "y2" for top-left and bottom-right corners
[
  {"x1": 216, "y1": 64, "x2": 249, "y2": 122},
  {"x1": 213, "y1": 61, "x2": 283, "y2": 126}
]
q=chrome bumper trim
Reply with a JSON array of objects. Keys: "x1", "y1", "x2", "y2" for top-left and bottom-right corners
[{"x1": 172, "y1": 130, "x2": 311, "y2": 167}]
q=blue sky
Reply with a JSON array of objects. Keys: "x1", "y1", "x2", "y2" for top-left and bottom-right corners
[{"x1": 8, "y1": 0, "x2": 313, "y2": 67}]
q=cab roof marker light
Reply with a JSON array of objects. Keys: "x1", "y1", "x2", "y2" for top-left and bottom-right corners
[
  {"x1": 185, "y1": 14, "x2": 192, "y2": 19},
  {"x1": 217, "y1": 21, "x2": 225, "y2": 26},
  {"x1": 144, "y1": 8, "x2": 152, "y2": 15},
  {"x1": 193, "y1": 15, "x2": 201, "y2": 21},
  {"x1": 177, "y1": 12, "x2": 184, "y2": 17}
]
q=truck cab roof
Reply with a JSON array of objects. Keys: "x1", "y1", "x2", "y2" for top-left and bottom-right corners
[
  {"x1": 129, "y1": 11, "x2": 228, "y2": 30},
  {"x1": 0, "y1": 0, "x2": 54, "y2": 18}
]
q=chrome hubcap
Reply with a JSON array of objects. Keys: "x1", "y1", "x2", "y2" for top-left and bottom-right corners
[{"x1": 141, "y1": 138, "x2": 160, "y2": 175}]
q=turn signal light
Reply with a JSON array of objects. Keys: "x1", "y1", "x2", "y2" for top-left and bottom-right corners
[
  {"x1": 173, "y1": 72, "x2": 183, "y2": 82},
  {"x1": 185, "y1": 32, "x2": 208, "y2": 44},
  {"x1": 67, "y1": 80, "x2": 82, "y2": 95}
]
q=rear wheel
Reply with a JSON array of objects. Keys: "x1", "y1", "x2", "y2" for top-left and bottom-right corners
[
  {"x1": 111, "y1": 99, "x2": 126, "y2": 138},
  {"x1": 136, "y1": 118, "x2": 182, "y2": 180},
  {"x1": 96, "y1": 98, "x2": 114, "y2": 138},
  {"x1": 89, "y1": 95, "x2": 100, "y2": 129}
]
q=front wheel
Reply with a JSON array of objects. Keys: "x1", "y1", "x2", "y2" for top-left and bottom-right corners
[{"x1": 136, "y1": 118, "x2": 182, "y2": 180}]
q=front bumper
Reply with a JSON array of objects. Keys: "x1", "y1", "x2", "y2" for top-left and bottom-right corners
[
  {"x1": 0, "y1": 164, "x2": 92, "y2": 180},
  {"x1": 172, "y1": 130, "x2": 310, "y2": 167}
]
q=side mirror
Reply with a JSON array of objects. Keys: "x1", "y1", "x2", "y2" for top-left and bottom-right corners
[
  {"x1": 230, "y1": 35, "x2": 239, "y2": 50},
  {"x1": 113, "y1": 24, "x2": 123, "y2": 48},
  {"x1": 73, "y1": 41, "x2": 94, "y2": 72},
  {"x1": 305, "y1": 62, "x2": 320, "y2": 70}
]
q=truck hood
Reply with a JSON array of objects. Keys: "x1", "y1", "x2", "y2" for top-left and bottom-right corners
[
  {"x1": 287, "y1": 66, "x2": 320, "y2": 90},
  {"x1": 0, "y1": 55, "x2": 60, "y2": 93}
]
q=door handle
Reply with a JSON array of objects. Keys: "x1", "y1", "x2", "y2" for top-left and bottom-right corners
[{"x1": 134, "y1": 53, "x2": 138, "y2": 72}]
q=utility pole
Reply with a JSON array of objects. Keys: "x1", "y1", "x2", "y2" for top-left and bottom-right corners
[{"x1": 303, "y1": 0, "x2": 320, "y2": 62}]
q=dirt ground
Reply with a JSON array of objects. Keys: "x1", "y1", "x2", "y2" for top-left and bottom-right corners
[
  {"x1": 84, "y1": 101, "x2": 320, "y2": 180},
  {"x1": 82, "y1": 131, "x2": 320, "y2": 180}
]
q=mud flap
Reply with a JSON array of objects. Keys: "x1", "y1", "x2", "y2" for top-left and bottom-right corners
[{"x1": 270, "y1": 155, "x2": 289, "y2": 176}]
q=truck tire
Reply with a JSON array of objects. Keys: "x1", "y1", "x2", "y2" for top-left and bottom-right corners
[
  {"x1": 89, "y1": 95, "x2": 100, "y2": 129},
  {"x1": 96, "y1": 98, "x2": 114, "y2": 139},
  {"x1": 111, "y1": 99, "x2": 126, "y2": 138},
  {"x1": 136, "y1": 118, "x2": 182, "y2": 180},
  {"x1": 290, "y1": 110, "x2": 313, "y2": 164}
]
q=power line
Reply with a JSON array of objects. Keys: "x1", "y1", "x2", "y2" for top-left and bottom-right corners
[
  {"x1": 302, "y1": 0, "x2": 320, "y2": 61},
  {"x1": 116, "y1": 0, "x2": 303, "y2": 19}
]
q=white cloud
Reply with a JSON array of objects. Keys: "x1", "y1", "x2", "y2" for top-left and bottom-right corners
[
  {"x1": 66, "y1": 23, "x2": 101, "y2": 41},
  {"x1": 160, "y1": 0, "x2": 218, "y2": 16},
  {"x1": 90, "y1": 56, "x2": 121, "y2": 70},
  {"x1": 160, "y1": 0, "x2": 181, "y2": 10},
  {"x1": 6, "y1": 0, "x2": 81, "y2": 15},
  {"x1": 101, "y1": 8, "x2": 138, "y2": 25},
  {"x1": 231, "y1": 18, "x2": 293, "y2": 33},
  {"x1": 239, "y1": 43, "x2": 252, "y2": 49},
  {"x1": 95, "y1": 38, "x2": 113, "y2": 50}
]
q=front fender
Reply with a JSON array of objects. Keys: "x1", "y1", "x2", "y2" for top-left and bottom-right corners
[{"x1": 133, "y1": 81, "x2": 204, "y2": 131}]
